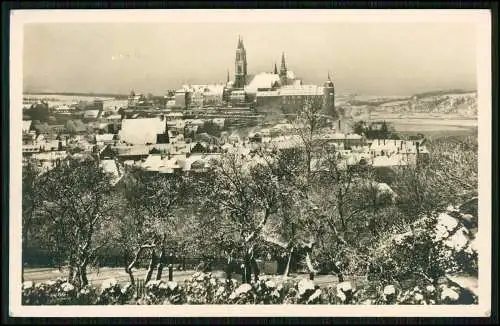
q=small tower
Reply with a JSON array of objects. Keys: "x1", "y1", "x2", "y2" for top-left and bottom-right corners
[
  {"x1": 274, "y1": 62, "x2": 278, "y2": 75},
  {"x1": 234, "y1": 35, "x2": 247, "y2": 89},
  {"x1": 128, "y1": 89, "x2": 137, "y2": 107},
  {"x1": 156, "y1": 115, "x2": 170, "y2": 144},
  {"x1": 279, "y1": 52, "x2": 288, "y2": 86},
  {"x1": 323, "y1": 71, "x2": 336, "y2": 117}
]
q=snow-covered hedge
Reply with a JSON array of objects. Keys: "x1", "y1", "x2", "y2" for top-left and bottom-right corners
[{"x1": 22, "y1": 272, "x2": 477, "y2": 305}]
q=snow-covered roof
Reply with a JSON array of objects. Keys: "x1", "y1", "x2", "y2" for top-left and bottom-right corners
[
  {"x1": 95, "y1": 134, "x2": 115, "y2": 142},
  {"x1": 372, "y1": 154, "x2": 410, "y2": 167},
  {"x1": 83, "y1": 110, "x2": 100, "y2": 118},
  {"x1": 22, "y1": 120, "x2": 32, "y2": 133},
  {"x1": 142, "y1": 155, "x2": 163, "y2": 171},
  {"x1": 186, "y1": 119, "x2": 205, "y2": 126},
  {"x1": 54, "y1": 105, "x2": 72, "y2": 111},
  {"x1": 256, "y1": 91, "x2": 281, "y2": 97},
  {"x1": 100, "y1": 159, "x2": 123, "y2": 185},
  {"x1": 115, "y1": 145, "x2": 150, "y2": 157},
  {"x1": 245, "y1": 73, "x2": 280, "y2": 93},
  {"x1": 280, "y1": 84, "x2": 323, "y2": 96},
  {"x1": 212, "y1": 118, "x2": 225, "y2": 124},
  {"x1": 204, "y1": 84, "x2": 225, "y2": 95},
  {"x1": 119, "y1": 118, "x2": 167, "y2": 145}
]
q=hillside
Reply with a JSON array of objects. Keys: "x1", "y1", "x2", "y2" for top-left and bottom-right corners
[{"x1": 344, "y1": 90, "x2": 478, "y2": 119}]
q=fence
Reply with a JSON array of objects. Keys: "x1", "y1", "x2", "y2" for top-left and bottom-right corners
[
  {"x1": 135, "y1": 278, "x2": 146, "y2": 299},
  {"x1": 23, "y1": 250, "x2": 285, "y2": 276}
]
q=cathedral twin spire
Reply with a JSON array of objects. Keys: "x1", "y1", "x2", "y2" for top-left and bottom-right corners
[
  {"x1": 234, "y1": 35, "x2": 247, "y2": 88},
  {"x1": 280, "y1": 52, "x2": 287, "y2": 85}
]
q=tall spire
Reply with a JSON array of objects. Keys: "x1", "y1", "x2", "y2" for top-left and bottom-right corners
[
  {"x1": 328, "y1": 71, "x2": 331, "y2": 81},
  {"x1": 280, "y1": 52, "x2": 287, "y2": 71},
  {"x1": 227, "y1": 69, "x2": 230, "y2": 83},
  {"x1": 280, "y1": 52, "x2": 287, "y2": 86},
  {"x1": 274, "y1": 62, "x2": 278, "y2": 74},
  {"x1": 237, "y1": 35, "x2": 244, "y2": 49}
]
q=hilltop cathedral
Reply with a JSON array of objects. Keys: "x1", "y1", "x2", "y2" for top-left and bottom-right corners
[{"x1": 224, "y1": 36, "x2": 336, "y2": 115}]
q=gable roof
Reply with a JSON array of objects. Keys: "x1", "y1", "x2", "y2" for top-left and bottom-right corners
[
  {"x1": 83, "y1": 110, "x2": 100, "y2": 118},
  {"x1": 119, "y1": 118, "x2": 167, "y2": 144},
  {"x1": 245, "y1": 73, "x2": 280, "y2": 93},
  {"x1": 22, "y1": 120, "x2": 32, "y2": 133},
  {"x1": 95, "y1": 134, "x2": 115, "y2": 142}
]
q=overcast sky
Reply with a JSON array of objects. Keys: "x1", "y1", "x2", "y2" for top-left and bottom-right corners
[{"x1": 23, "y1": 22, "x2": 477, "y2": 96}]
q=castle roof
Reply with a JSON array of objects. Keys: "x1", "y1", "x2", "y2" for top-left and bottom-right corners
[{"x1": 245, "y1": 73, "x2": 281, "y2": 93}]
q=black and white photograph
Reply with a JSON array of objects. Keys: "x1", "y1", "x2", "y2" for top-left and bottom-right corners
[{"x1": 9, "y1": 9, "x2": 492, "y2": 317}]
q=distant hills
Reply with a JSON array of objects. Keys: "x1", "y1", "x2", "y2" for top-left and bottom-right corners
[
  {"x1": 345, "y1": 89, "x2": 478, "y2": 118},
  {"x1": 24, "y1": 91, "x2": 129, "y2": 99},
  {"x1": 411, "y1": 89, "x2": 477, "y2": 99}
]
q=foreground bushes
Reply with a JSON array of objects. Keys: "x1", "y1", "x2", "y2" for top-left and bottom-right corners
[{"x1": 22, "y1": 272, "x2": 477, "y2": 305}]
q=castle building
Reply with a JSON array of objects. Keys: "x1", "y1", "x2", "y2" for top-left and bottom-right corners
[{"x1": 175, "y1": 35, "x2": 337, "y2": 112}]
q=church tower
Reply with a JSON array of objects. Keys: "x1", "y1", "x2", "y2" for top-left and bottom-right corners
[
  {"x1": 279, "y1": 52, "x2": 288, "y2": 86},
  {"x1": 323, "y1": 72, "x2": 336, "y2": 117},
  {"x1": 234, "y1": 36, "x2": 247, "y2": 89}
]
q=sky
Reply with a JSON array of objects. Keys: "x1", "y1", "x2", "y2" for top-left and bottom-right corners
[{"x1": 23, "y1": 21, "x2": 477, "y2": 96}]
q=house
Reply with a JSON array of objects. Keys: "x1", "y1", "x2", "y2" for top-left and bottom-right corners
[
  {"x1": 114, "y1": 145, "x2": 151, "y2": 162},
  {"x1": 106, "y1": 114, "x2": 122, "y2": 122},
  {"x1": 98, "y1": 144, "x2": 117, "y2": 160},
  {"x1": 23, "y1": 132, "x2": 37, "y2": 145},
  {"x1": 83, "y1": 110, "x2": 101, "y2": 120},
  {"x1": 119, "y1": 118, "x2": 169, "y2": 145},
  {"x1": 95, "y1": 133, "x2": 116, "y2": 145},
  {"x1": 191, "y1": 142, "x2": 207, "y2": 153}
]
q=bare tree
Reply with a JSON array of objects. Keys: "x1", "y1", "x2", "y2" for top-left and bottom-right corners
[
  {"x1": 37, "y1": 157, "x2": 113, "y2": 286},
  {"x1": 197, "y1": 153, "x2": 284, "y2": 283},
  {"x1": 119, "y1": 168, "x2": 188, "y2": 284}
]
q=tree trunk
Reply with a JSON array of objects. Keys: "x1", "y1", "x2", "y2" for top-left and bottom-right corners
[
  {"x1": 243, "y1": 256, "x2": 252, "y2": 284},
  {"x1": 250, "y1": 257, "x2": 260, "y2": 282},
  {"x1": 283, "y1": 247, "x2": 294, "y2": 277},
  {"x1": 304, "y1": 252, "x2": 317, "y2": 275},
  {"x1": 125, "y1": 266, "x2": 135, "y2": 286},
  {"x1": 156, "y1": 250, "x2": 166, "y2": 281},
  {"x1": 145, "y1": 250, "x2": 158, "y2": 284},
  {"x1": 79, "y1": 262, "x2": 89, "y2": 286},
  {"x1": 68, "y1": 253, "x2": 76, "y2": 283},
  {"x1": 68, "y1": 266, "x2": 75, "y2": 283},
  {"x1": 331, "y1": 262, "x2": 344, "y2": 282},
  {"x1": 225, "y1": 256, "x2": 233, "y2": 280},
  {"x1": 156, "y1": 235, "x2": 167, "y2": 281},
  {"x1": 73, "y1": 268, "x2": 81, "y2": 287},
  {"x1": 125, "y1": 247, "x2": 146, "y2": 286}
]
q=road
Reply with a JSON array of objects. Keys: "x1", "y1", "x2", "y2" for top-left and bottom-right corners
[{"x1": 23, "y1": 267, "x2": 349, "y2": 288}]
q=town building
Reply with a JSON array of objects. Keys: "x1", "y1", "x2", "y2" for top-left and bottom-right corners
[{"x1": 119, "y1": 116, "x2": 172, "y2": 145}]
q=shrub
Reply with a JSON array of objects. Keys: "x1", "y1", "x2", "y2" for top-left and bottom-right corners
[{"x1": 21, "y1": 272, "x2": 478, "y2": 305}]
